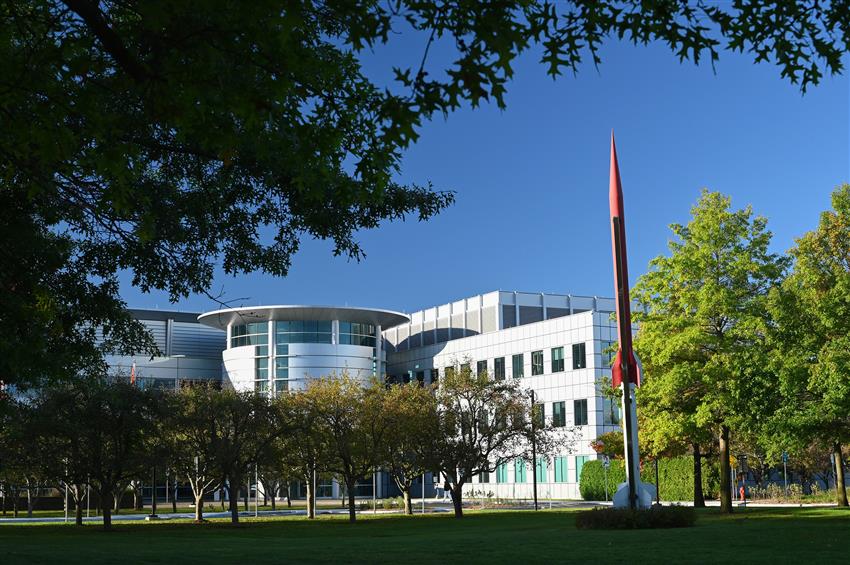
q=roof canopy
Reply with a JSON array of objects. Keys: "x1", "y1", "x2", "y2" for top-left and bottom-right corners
[{"x1": 198, "y1": 305, "x2": 410, "y2": 331}]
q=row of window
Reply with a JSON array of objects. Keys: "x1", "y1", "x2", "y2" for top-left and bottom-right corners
[
  {"x1": 477, "y1": 342, "x2": 587, "y2": 381},
  {"x1": 233, "y1": 320, "x2": 378, "y2": 348},
  {"x1": 482, "y1": 456, "x2": 591, "y2": 484}
]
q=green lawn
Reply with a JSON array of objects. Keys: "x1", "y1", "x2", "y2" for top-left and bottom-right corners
[{"x1": 1, "y1": 507, "x2": 848, "y2": 564}]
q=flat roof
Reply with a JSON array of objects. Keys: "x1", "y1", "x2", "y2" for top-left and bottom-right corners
[{"x1": 197, "y1": 305, "x2": 410, "y2": 331}]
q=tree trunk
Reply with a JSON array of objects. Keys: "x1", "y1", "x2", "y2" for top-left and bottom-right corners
[
  {"x1": 25, "y1": 481, "x2": 33, "y2": 518},
  {"x1": 194, "y1": 493, "x2": 205, "y2": 522},
  {"x1": 75, "y1": 496, "x2": 84, "y2": 526},
  {"x1": 693, "y1": 443, "x2": 706, "y2": 508},
  {"x1": 449, "y1": 485, "x2": 464, "y2": 518},
  {"x1": 101, "y1": 491, "x2": 113, "y2": 531},
  {"x1": 286, "y1": 482, "x2": 292, "y2": 508},
  {"x1": 719, "y1": 426, "x2": 732, "y2": 514},
  {"x1": 133, "y1": 481, "x2": 143, "y2": 510},
  {"x1": 306, "y1": 478, "x2": 315, "y2": 519},
  {"x1": 172, "y1": 478, "x2": 177, "y2": 513},
  {"x1": 346, "y1": 479, "x2": 357, "y2": 522},
  {"x1": 243, "y1": 485, "x2": 248, "y2": 511},
  {"x1": 227, "y1": 483, "x2": 240, "y2": 524},
  {"x1": 833, "y1": 443, "x2": 848, "y2": 507},
  {"x1": 270, "y1": 484, "x2": 276, "y2": 510},
  {"x1": 403, "y1": 487, "x2": 412, "y2": 515}
]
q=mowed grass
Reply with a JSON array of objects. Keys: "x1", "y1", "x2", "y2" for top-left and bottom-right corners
[{"x1": 1, "y1": 507, "x2": 848, "y2": 564}]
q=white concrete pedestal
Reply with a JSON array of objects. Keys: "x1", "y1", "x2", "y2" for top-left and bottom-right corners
[{"x1": 612, "y1": 480, "x2": 657, "y2": 509}]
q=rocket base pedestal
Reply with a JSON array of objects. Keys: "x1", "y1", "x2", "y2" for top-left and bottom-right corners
[{"x1": 612, "y1": 481, "x2": 656, "y2": 509}]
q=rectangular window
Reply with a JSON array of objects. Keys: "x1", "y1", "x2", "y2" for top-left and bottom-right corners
[
  {"x1": 430, "y1": 368, "x2": 439, "y2": 384},
  {"x1": 574, "y1": 398, "x2": 588, "y2": 426},
  {"x1": 554, "y1": 456, "x2": 568, "y2": 483},
  {"x1": 460, "y1": 363, "x2": 470, "y2": 375},
  {"x1": 551, "y1": 346, "x2": 565, "y2": 372},
  {"x1": 477, "y1": 360, "x2": 488, "y2": 377},
  {"x1": 494, "y1": 357, "x2": 505, "y2": 381},
  {"x1": 602, "y1": 340, "x2": 617, "y2": 368},
  {"x1": 496, "y1": 463, "x2": 508, "y2": 484},
  {"x1": 512, "y1": 353, "x2": 524, "y2": 378},
  {"x1": 603, "y1": 397, "x2": 620, "y2": 425},
  {"x1": 575, "y1": 455, "x2": 590, "y2": 483},
  {"x1": 552, "y1": 401, "x2": 566, "y2": 427},
  {"x1": 231, "y1": 322, "x2": 269, "y2": 348},
  {"x1": 572, "y1": 342, "x2": 587, "y2": 369},
  {"x1": 480, "y1": 470, "x2": 490, "y2": 483},
  {"x1": 514, "y1": 459, "x2": 527, "y2": 483},
  {"x1": 533, "y1": 403, "x2": 545, "y2": 428},
  {"x1": 531, "y1": 350, "x2": 544, "y2": 376},
  {"x1": 416, "y1": 371, "x2": 425, "y2": 386},
  {"x1": 535, "y1": 458, "x2": 547, "y2": 483},
  {"x1": 445, "y1": 366, "x2": 456, "y2": 379}
]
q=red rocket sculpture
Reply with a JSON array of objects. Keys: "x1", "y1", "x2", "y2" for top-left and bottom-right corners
[
  {"x1": 609, "y1": 134, "x2": 641, "y2": 389},
  {"x1": 609, "y1": 132, "x2": 643, "y2": 509}
]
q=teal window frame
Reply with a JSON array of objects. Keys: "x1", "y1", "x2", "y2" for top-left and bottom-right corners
[
  {"x1": 572, "y1": 342, "x2": 587, "y2": 369},
  {"x1": 552, "y1": 401, "x2": 566, "y2": 427},
  {"x1": 574, "y1": 398, "x2": 588, "y2": 426},
  {"x1": 512, "y1": 353, "x2": 524, "y2": 378},
  {"x1": 494, "y1": 357, "x2": 505, "y2": 381},
  {"x1": 575, "y1": 455, "x2": 589, "y2": 483},
  {"x1": 496, "y1": 463, "x2": 508, "y2": 484},
  {"x1": 551, "y1": 346, "x2": 565, "y2": 372},
  {"x1": 514, "y1": 459, "x2": 527, "y2": 483},
  {"x1": 535, "y1": 458, "x2": 547, "y2": 483},
  {"x1": 531, "y1": 350, "x2": 544, "y2": 375},
  {"x1": 554, "y1": 457, "x2": 568, "y2": 483}
]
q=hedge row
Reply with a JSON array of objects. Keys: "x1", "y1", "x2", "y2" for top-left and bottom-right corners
[
  {"x1": 579, "y1": 456, "x2": 719, "y2": 501},
  {"x1": 574, "y1": 505, "x2": 697, "y2": 529}
]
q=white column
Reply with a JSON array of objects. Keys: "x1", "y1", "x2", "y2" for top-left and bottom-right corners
[
  {"x1": 267, "y1": 320, "x2": 274, "y2": 393},
  {"x1": 374, "y1": 324, "x2": 382, "y2": 380}
]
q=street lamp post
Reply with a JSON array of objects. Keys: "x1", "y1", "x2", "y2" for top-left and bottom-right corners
[{"x1": 530, "y1": 389, "x2": 538, "y2": 511}]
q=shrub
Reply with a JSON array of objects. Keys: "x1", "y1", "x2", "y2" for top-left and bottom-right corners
[
  {"x1": 579, "y1": 456, "x2": 720, "y2": 501},
  {"x1": 574, "y1": 505, "x2": 696, "y2": 530}
]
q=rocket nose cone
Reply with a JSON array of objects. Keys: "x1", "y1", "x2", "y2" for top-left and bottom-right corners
[{"x1": 609, "y1": 133, "x2": 622, "y2": 212}]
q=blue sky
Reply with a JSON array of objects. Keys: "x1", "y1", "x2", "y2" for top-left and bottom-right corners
[{"x1": 121, "y1": 38, "x2": 849, "y2": 316}]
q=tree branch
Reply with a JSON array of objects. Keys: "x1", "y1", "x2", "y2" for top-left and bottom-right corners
[{"x1": 62, "y1": 0, "x2": 150, "y2": 83}]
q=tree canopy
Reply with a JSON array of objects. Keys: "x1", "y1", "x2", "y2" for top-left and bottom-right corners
[
  {"x1": 3, "y1": 1, "x2": 850, "y2": 386},
  {"x1": 632, "y1": 190, "x2": 788, "y2": 512},
  {"x1": 767, "y1": 184, "x2": 850, "y2": 506}
]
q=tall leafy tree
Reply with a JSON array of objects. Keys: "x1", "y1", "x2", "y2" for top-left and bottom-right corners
[
  {"x1": 633, "y1": 190, "x2": 787, "y2": 513},
  {"x1": 430, "y1": 361, "x2": 572, "y2": 518},
  {"x1": 274, "y1": 391, "x2": 327, "y2": 519},
  {"x1": 305, "y1": 375, "x2": 390, "y2": 523},
  {"x1": 29, "y1": 376, "x2": 165, "y2": 530},
  {"x1": 168, "y1": 386, "x2": 282, "y2": 524},
  {"x1": 768, "y1": 185, "x2": 850, "y2": 506},
  {"x1": 381, "y1": 382, "x2": 439, "y2": 515},
  {"x1": 3, "y1": 1, "x2": 849, "y2": 387}
]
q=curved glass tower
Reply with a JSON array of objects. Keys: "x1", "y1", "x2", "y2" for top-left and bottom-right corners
[{"x1": 198, "y1": 306, "x2": 409, "y2": 393}]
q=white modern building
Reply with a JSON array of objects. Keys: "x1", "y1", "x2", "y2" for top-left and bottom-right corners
[
  {"x1": 385, "y1": 291, "x2": 621, "y2": 500},
  {"x1": 115, "y1": 291, "x2": 620, "y2": 500}
]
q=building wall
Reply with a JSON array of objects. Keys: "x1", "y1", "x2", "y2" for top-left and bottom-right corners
[
  {"x1": 387, "y1": 308, "x2": 622, "y2": 500},
  {"x1": 105, "y1": 309, "x2": 225, "y2": 388}
]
